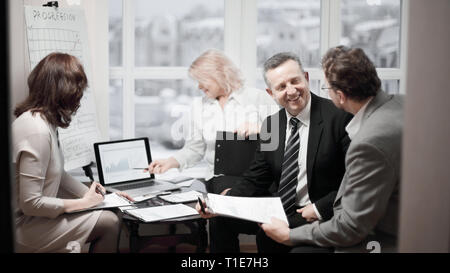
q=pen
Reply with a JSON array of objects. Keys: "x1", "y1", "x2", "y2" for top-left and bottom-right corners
[
  {"x1": 91, "y1": 182, "x2": 105, "y2": 196},
  {"x1": 198, "y1": 197, "x2": 206, "y2": 214},
  {"x1": 96, "y1": 185, "x2": 105, "y2": 196},
  {"x1": 132, "y1": 167, "x2": 149, "y2": 170},
  {"x1": 84, "y1": 163, "x2": 105, "y2": 196}
]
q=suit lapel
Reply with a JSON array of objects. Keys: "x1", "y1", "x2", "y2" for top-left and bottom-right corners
[
  {"x1": 362, "y1": 91, "x2": 392, "y2": 122},
  {"x1": 306, "y1": 94, "x2": 323, "y2": 186}
]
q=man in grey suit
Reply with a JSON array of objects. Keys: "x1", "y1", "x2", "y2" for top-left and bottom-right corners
[{"x1": 261, "y1": 46, "x2": 404, "y2": 253}]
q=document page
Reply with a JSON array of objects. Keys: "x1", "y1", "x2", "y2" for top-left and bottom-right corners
[
  {"x1": 206, "y1": 194, "x2": 288, "y2": 224},
  {"x1": 157, "y1": 173, "x2": 194, "y2": 184},
  {"x1": 159, "y1": 191, "x2": 204, "y2": 203},
  {"x1": 71, "y1": 193, "x2": 131, "y2": 213},
  {"x1": 124, "y1": 204, "x2": 199, "y2": 222}
]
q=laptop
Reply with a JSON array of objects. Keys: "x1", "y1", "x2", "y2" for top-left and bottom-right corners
[{"x1": 94, "y1": 137, "x2": 181, "y2": 198}]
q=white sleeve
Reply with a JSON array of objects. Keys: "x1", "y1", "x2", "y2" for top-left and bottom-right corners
[
  {"x1": 172, "y1": 98, "x2": 206, "y2": 170},
  {"x1": 312, "y1": 203, "x2": 323, "y2": 221}
]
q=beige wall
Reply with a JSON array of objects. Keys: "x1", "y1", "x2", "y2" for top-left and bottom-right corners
[
  {"x1": 8, "y1": 0, "x2": 109, "y2": 140},
  {"x1": 399, "y1": 0, "x2": 450, "y2": 252}
]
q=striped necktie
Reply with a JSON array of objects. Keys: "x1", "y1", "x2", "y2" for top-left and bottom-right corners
[{"x1": 278, "y1": 117, "x2": 300, "y2": 216}]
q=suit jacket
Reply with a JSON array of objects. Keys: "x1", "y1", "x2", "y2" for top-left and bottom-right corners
[
  {"x1": 290, "y1": 91, "x2": 404, "y2": 252},
  {"x1": 228, "y1": 93, "x2": 352, "y2": 221}
]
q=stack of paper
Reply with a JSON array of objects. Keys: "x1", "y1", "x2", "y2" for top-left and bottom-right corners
[
  {"x1": 158, "y1": 190, "x2": 204, "y2": 203},
  {"x1": 206, "y1": 194, "x2": 288, "y2": 224},
  {"x1": 124, "y1": 204, "x2": 199, "y2": 222},
  {"x1": 156, "y1": 171, "x2": 194, "y2": 184}
]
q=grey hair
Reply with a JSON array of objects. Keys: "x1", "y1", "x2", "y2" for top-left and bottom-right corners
[{"x1": 262, "y1": 52, "x2": 305, "y2": 88}]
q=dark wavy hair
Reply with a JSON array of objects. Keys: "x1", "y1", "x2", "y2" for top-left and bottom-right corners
[
  {"x1": 14, "y1": 52, "x2": 88, "y2": 128},
  {"x1": 322, "y1": 46, "x2": 380, "y2": 101}
]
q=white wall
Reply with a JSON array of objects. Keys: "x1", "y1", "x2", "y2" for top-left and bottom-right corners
[
  {"x1": 8, "y1": 0, "x2": 109, "y2": 140},
  {"x1": 399, "y1": 0, "x2": 450, "y2": 252}
]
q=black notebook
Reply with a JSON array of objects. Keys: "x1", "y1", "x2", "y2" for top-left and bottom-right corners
[{"x1": 214, "y1": 131, "x2": 259, "y2": 176}]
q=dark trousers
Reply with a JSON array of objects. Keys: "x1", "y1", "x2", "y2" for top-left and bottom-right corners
[{"x1": 209, "y1": 206, "x2": 310, "y2": 253}]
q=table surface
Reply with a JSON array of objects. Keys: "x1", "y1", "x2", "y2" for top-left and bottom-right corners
[{"x1": 121, "y1": 179, "x2": 207, "y2": 223}]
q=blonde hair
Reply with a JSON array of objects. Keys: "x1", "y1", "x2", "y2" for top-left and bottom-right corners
[{"x1": 189, "y1": 49, "x2": 244, "y2": 94}]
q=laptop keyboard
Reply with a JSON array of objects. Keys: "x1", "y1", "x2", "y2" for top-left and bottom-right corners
[{"x1": 114, "y1": 181, "x2": 153, "y2": 191}]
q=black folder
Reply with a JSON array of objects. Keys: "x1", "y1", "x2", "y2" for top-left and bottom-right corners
[{"x1": 213, "y1": 131, "x2": 259, "y2": 176}]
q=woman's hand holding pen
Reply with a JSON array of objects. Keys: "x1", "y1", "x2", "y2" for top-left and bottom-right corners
[
  {"x1": 83, "y1": 182, "x2": 105, "y2": 208},
  {"x1": 146, "y1": 157, "x2": 180, "y2": 174}
]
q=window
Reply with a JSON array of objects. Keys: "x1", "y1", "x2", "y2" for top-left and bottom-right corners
[
  {"x1": 134, "y1": 0, "x2": 224, "y2": 67},
  {"x1": 109, "y1": 79, "x2": 123, "y2": 140},
  {"x1": 382, "y1": 80, "x2": 400, "y2": 95},
  {"x1": 257, "y1": 0, "x2": 321, "y2": 68},
  {"x1": 109, "y1": 0, "x2": 122, "y2": 67},
  {"x1": 109, "y1": 0, "x2": 406, "y2": 155},
  {"x1": 134, "y1": 79, "x2": 195, "y2": 150},
  {"x1": 341, "y1": 0, "x2": 401, "y2": 68},
  {"x1": 109, "y1": 0, "x2": 224, "y2": 159}
]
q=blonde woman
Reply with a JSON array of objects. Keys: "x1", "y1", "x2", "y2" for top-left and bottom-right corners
[{"x1": 147, "y1": 49, "x2": 277, "y2": 193}]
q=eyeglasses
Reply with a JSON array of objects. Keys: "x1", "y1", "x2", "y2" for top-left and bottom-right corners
[{"x1": 320, "y1": 84, "x2": 332, "y2": 91}]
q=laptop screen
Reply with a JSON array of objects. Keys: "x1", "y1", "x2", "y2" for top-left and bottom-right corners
[{"x1": 94, "y1": 138, "x2": 154, "y2": 185}]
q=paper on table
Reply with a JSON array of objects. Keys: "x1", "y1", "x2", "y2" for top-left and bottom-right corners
[
  {"x1": 132, "y1": 193, "x2": 158, "y2": 203},
  {"x1": 124, "y1": 204, "x2": 199, "y2": 222},
  {"x1": 71, "y1": 193, "x2": 131, "y2": 213},
  {"x1": 206, "y1": 193, "x2": 288, "y2": 224},
  {"x1": 158, "y1": 190, "x2": 203, "y2": 203},
  {"x1": 159, "y1": 176, "x2": 193, "y2": 184},
  {"x1": 177, "y1": 180, "x2": 194, "y2": 188},
  {"x1": 156, "y1": 171, "x2": 194, "y2": 183},
  {"x1": 119, "y1": 205, "x2": 138, "y2": 212}
]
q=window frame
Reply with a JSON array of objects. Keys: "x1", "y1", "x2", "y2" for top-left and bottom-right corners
[{"x1": 109, "y1": 0, "x2": 408, "y2": 139}]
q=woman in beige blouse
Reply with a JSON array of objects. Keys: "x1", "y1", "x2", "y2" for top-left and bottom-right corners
[{"x1": 12, "y1": 53, "x2": 133, "y2": 253}]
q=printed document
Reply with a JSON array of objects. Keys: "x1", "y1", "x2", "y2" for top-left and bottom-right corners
[
  {"x1": 158, "y1": 190, "x2": 204, "y2": 203},
  {"x1": 71, "y1": 193, "x2": 131, "y2": 212},
  {"x1": 206, "y1": 194, "x2": 288, "y2": 224},
  {"x1": 124, "y1": 204, "x2": 199, "y2": 222}
]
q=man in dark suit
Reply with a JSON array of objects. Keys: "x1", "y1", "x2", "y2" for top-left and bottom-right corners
[
  {"x1": 261, "y1": 46, "x2": 403, "y2": 253},
  {"x1": 197, "y1": 52, "x2": 352, "y2": 253}
]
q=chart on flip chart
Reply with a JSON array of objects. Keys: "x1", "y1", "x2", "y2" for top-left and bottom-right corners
[{"x1": 24, "y1": 5, "x2": 100, "y2": 170}]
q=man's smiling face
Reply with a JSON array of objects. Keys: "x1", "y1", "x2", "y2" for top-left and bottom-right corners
[{"x1": 265, "y1": 59, "x2": 311, "y2": 116}]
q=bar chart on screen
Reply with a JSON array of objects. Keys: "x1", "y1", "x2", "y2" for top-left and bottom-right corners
[{"x1": 24, "y1": 5, "x2": 100, "y2": 171}]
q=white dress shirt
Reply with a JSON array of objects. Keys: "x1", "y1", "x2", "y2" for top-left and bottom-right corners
[
  {"x1": 345, "y1": 97, "x2": 373, "y2": 140},
  {"x1": 284, "y1": 97, "x2": 324, "y2": 220},
  {"x1": 173, "y1": 86, "x2": 278, "y2": 180}
]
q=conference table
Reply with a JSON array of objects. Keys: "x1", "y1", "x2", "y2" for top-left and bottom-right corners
[{"x1": 119, "y1": 179, "x2": 208, "y2": 253}]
